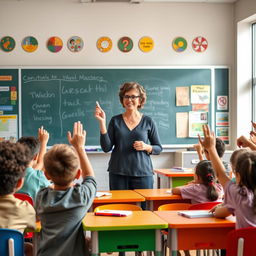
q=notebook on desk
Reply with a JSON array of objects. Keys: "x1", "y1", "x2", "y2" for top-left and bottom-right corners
[
  {"x1": 178, "y1": 210, "x2": 213, "y2": 218},
  {"x1": 169, "y1": 167, "x2": 193, "y2": 172}
]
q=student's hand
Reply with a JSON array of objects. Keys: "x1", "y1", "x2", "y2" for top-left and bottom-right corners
[
  {"x1": 67, "y1": 121, "x2": 86, "y2": 149},
  {"x1": 133, "y1": 141, "x2": 152, "y2": 154},
  {"x1": 251, "y1": 121, "x2": 256, "y2": 131},
  {"x1": 198, "y1": 125, "x2": 216, "y2": 152},
  {"x1": 250, "y1": 131, "x2": 256, "y2": 145},
  {"x1": 38, "y1": 126, "x2": 49, "y2": 145},
  {"x1": 237, "y1": 135, "x2": 252, "y2": 148},
  {"x1": 193, "y1": 143, "x2": 203, "y2": 153}
]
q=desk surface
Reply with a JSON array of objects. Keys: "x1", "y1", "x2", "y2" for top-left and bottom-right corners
[
  {"x1": 154, "y1": 169, "x2": 194, "y2": 177},
  {"x1": 134, "y1": 188, "x2": 183, "y2": 200},
  {"x1": 154, "y1": 210, "x2": 235, "y2": 229},
  {"x1": 94, "y1": 190, "x2": 145, "y2": 204},
  {"x1": 83, "y1": 211, "x2": 168, "y2": 231}
]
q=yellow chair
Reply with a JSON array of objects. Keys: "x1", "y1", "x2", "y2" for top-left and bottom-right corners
[
  {"x1": 158, "y1": 203, "x2": 192, "y2": 211},
  {"x1": 158, "y1": 203, "x2": 192, "y2": 256},
  {"x1": 94, "y1": 203, "x2": 142, "y2": 212}
]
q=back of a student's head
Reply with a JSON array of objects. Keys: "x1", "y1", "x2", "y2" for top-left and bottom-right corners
[
  {"x1": 230, "y1": 148, "x2": 250, "y2": 171},
  {"x1": 195, "y1": 160, "x2": 219, "y2": 201},
  {"x1": 44, "y1": 144, "x2": 79, "y2": 186},
  {"x1": 235, "y1": 150, "x2": 256, "y2": 192},
  {"x1": 215, "y1": 138, "x2": 225, "y2": 158},
  {"x1": 17, "y1": 136, "x2": 40, "y2": 161},
  {"x1": 0, "y1": 141, "x2": 30, "y2": 196}
]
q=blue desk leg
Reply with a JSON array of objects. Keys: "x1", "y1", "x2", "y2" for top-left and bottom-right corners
[{"x1": 91, "y1": 231, "x2": 100, "y2": 256}]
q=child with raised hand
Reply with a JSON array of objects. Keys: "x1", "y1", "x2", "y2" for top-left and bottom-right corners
[
  {"x1": 199, "y1": 125, "x2": 256, "y2": 229},
  {"x1": 172, "y1": 160, "x2": 223, "y2": 204},
  {"x1": 17, "y1": 126, "x2": 51, "y2": 201},
  {"x1": 36, "y1": 121, "x2": 97, "y2": 256}
]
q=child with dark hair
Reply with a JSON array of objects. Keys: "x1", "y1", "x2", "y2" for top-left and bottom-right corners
[
  {"x1": 0, "y1": 141, "x2": 36, "y2": 256},
  {"x1": 194, "y1": 137, "x2": 231, "y2": 176},
  {"x1": 200, "y1": 125, "x2": 256, "y2": 229},
  {"x1": 172, "y1": 160, "x2": 223, "y2": 204},
  {"x1": 17, "y1": 126, "x2": 50, "y2": 201},
  {"x1": 36, "y1": 121, "x2": 96, "y2": 256}
]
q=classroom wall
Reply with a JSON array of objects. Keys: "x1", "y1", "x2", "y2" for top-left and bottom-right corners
[
  {"x1": 0, "y1": 0, "x2": 235, "y2": 190},
  {"x1": 234, "y1": 0, "x2": 256, "y2": 142}
]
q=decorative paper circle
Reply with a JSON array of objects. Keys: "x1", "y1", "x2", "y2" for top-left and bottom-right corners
[
  {"x1": 118, "y1": 36, "x2": 133, "y2": 53},
  {"x1": 0, "y1": 36, "x2": 15, "y2": 52},
  {"x1": 139, "y1": 36, "x2": 154, "y2": 52},
  {"x1": 172, "y1": 37, "x2": 187, "y2": 52},
  {"x1": 47, "y1": 36, "x2": 63, "y2": 53},
  {"x1": 21, "y1": 36, "x2": 38, "y2": 52},
  {"x1": 67, "y1": 36, "x2": 84, "y2": 53},
  {"x1": 97, "y1": 37, "x2": 112, "y2": 52},
  {"x1": 192, "y1": 36, "x2": 208, "y2": 52}
]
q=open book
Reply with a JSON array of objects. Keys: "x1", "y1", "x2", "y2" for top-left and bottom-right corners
[
  {"x1": 95, "y1": 210, "x2": 132, "y2": 217},
  {"x1": 178, "y1": 210, "x2": 213, "y2": 218},
  {"x1": 169, "y1": 167, "x2": 193, "y2": 172}
]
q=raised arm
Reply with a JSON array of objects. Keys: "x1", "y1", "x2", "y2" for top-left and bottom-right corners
[
  {"x1": 94, "y1": 102, "x2": 107, "y2": 134},
  {"x1": 198, "y1": 125, "x2": 230, "y2": 187},
  {"x1": 237, "y1": 135, "x2": 256, "y2": 150},
  {"x1": 34, "y1": 126, "x2": 49, "y2": 170},
  {"x1": 193, "y1": 142, "x2": 204, "y2": 161},
  {"x1": 67, "y1": 121, "x2": 94, "y2": 179}
]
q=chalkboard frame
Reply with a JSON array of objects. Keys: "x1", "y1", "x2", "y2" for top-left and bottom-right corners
[{"x1": 18, "y1": 66, "x2": 229, "y2": 148}]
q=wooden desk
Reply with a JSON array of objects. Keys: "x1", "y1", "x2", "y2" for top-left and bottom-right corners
[
  {"x1": 83, "y1": 211, "x2": 168, "y2": 256},
  {"x1": 155, "y1": 211, "x2": 235, "y2": 256},
  {"x1": 154, "y1": 169, "x2": 194, "y2": 188},
  {"x1": 92, "y1": 190, "x2": 145, "y2": 211},
  {"x1": 134, "y1": 189, "x2": 191, "y2": 210}
]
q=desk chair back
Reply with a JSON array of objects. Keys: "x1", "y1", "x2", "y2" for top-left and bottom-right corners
[
  {"x1": 0, "y1": 228, "x2": 24, "y2": 256},
  {"x1": 226, "y1": 227, "x2": 256, "y2": 256},
  {"x1": 158, "y1": 203, "x2": 192, "y2": 211},
  {"x1": 94, "y1": 204, "x2": 142, "y2": 212},
  {"x1": 188, "y1": 202, "x2": 221, "y2": 210},
  {"x1": 14, "y1": 193, "x2": 34, "y2": 240}
]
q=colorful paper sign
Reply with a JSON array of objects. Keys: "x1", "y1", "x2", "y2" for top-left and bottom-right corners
[
  {"x1": 0, "y1": 36, "x2": 15, "y2": 52},
  {"x1": 118, "y1": 36, "x2": 133, "y2": 53},
  {"x1": 67, "y1": 36, "x2": 84, "y2": 52},
  {"x1": 47, "y1": 36, "x2": 63, "y2": 53},
  {"x1": 139, "y1": 36, "x2": 154, "y2": 52},
  {"x1": 97, "y1": 37, "x2": 112, "y2": 52},
  {"x1": 21, "y1": 36, "x2": 38, "y2": 52},
  {"x1": 172, "y1": 37, "x2": 187, "y2": 52},
  {"x1": 192, "y1": 36, "x2": 208, "y2": 52}
]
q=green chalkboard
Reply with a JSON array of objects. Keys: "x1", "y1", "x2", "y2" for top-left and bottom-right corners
[{"x1": 21, "y1": 68, "x2": 228, "y2": 146}]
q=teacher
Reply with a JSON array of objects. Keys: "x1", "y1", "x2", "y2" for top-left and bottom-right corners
[{"x1": 94, "y1": 82, "x2": 162, "y2": 192}]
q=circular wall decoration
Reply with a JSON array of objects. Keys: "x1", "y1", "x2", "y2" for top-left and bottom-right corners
[
  {"x1": 0, "y1": 36, "x2": 15, "y2": 52},
  {"x1": 192, "y1": 36, "x2": 208, "y2": 52},
  {"x1": 118, "y1": 36, "x2": 133, "y2": 53},
  {"x1": 172, "y1": 37, "x2": 187, "y2": 52},
  {"x1": 22, "y1": 36, "x2": 38, "y2": 52},
  {"x1": 67, "y1": 36, "x2": 84, "y2": 53},
  {"x1": 47, "y1": 36, "x2": 63, "y2": 53},
  {"x1": 139, "y1": 36, "x2": 154, "y2": 52},
  {"x1": 97, "y1": 37, "x2": 112, "y2": 52}
]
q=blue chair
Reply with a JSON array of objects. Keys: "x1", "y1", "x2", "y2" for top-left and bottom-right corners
[{"x1": 0, "y1": 228, "x2": 24, "y2": 256}]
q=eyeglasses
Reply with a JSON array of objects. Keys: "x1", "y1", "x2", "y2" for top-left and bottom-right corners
[{"x1": 123, "y1": 95, "x2": 140, "y2": 100}]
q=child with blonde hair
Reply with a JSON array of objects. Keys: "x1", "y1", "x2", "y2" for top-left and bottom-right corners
[{"x1": 36, "y1": 121, "x2": 97, "y2": 256}]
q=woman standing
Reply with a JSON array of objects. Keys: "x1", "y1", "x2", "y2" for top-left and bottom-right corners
[{"x1": 95, "y1": 82, "x2": 162, "y2": 191}]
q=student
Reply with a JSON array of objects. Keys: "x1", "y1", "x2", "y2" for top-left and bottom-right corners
[
  {"x1": 199, "y1": 125, "x2": 256, "y2": 229},
  {"x1": 36, "y1": 121, "x2": 97, "y2": 256},
  {"x1": 172, "y1": 160, "x2": 223, "y2": 204},
  {"x1": 17, "y1": 126, "x2": 51, "y2": 201},
  {"x1": 0, "y1": 141, "x2": 36, "y2": 256},
  {"x1": 194, "y1": 137, "x2": 231, "y2": 176}
]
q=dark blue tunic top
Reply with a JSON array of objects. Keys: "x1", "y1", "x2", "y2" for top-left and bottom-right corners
[{"x1": 100, "y1": 114, "x2": 162, "y2": 176}]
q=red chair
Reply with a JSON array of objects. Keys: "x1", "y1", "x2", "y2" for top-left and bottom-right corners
[
  {"x1": 188, "y1": 201, "x2": 221, "y2": 210},
  {"x1": 14, "y1": 193, "x2": 34, "y2": 240},
  {"x1": 226, "y1": 227, "x2": 256, "y2": 256}
]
